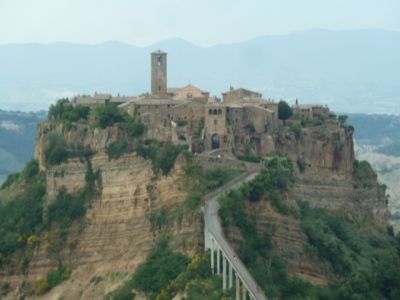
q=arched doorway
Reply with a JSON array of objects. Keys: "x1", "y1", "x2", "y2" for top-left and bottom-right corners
[{"x1": 211, "y1": 134, "x2": 220, "y2": 149}]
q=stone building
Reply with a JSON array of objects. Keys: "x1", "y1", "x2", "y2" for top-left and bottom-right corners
[
  {"x1": 169, "y1": 84, "x2": 210, "y2": 100},
  {"x1": 293, "y1": 103, "x2": 331, "y2": 120}
]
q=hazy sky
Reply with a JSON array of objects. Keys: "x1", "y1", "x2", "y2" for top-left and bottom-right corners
[{"x1": 0, "y1": 0, "x2": 399, "y2": 46}]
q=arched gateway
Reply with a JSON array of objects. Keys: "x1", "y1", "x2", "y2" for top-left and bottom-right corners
[{"x1": 211, "y1": 134, "x2": 220, "y2": 149}]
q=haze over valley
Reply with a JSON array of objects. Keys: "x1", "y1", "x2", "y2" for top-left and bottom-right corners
[{"x1": 1, "y1": 29, "x2": 399, "y2": 114}]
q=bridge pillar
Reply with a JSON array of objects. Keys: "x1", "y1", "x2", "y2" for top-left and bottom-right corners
[
  {"x1": 236, "y1": 274, "x2": 240, "y2": 300},
  {"x1": 229, "y1": 262, "x2": 233, "y2": 288},
  {"x1": 210, "y1": 238, "x2": 214, "y2": 274},
  {"x1": 223, "y1": 255, "x2": 227, "y2": 290},
  {"x1": 217, "y1": 247, "x2": 220, "y2": 275}
]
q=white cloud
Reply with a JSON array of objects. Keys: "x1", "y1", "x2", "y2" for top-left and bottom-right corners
[{"x1": 0, "y1": 120, "x2": 22, "y2": 132}]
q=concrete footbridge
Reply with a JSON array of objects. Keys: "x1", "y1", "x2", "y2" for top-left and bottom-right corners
[{"x1": 203, "y1": 171, "x2": 268, "y2": 300}]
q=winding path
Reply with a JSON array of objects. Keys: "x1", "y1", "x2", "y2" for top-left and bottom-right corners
[{"x1": 203, "y1": 171, "x2": 268, "y2": 300}]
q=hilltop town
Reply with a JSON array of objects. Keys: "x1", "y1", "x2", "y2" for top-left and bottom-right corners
[{"x1": 74, "y1": 50, "x2": 331, "y2": 156}]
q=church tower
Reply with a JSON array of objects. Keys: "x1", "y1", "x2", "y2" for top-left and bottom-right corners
[{"x1": 151, "y1": 50, "x2": 167, "y2": 95}]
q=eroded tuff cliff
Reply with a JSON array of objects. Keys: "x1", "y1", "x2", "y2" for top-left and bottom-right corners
[
  {"x1": 224, "y1": 123, "x2": 390, "y2": 287},
  {"x1": 275, "y1": 123, "x2": 389, "y2": 225},
  {"x1": 1, "y1": 119, "x2": 392, "y2": 299},
  {"x1": 2, "y1": 123, "x2": 202, "y2": 300}
]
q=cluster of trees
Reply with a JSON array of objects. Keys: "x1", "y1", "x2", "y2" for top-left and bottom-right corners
[
  {"x1": 218, "y1": 157, "x2": 307, "y2": 298},
  {"x1": 49, "y1": 98, "x2": 144, "y2": 135},
  {"x1": 218, "y1": 155, "x2": 400, "y2": 299},
  {"x1": 352, "y1": 160, "x2": 378, "y2": 188},
  {"x1": 136, "y1": 140, "x2": 188, "y2": 175},
  {"x1": 0, "y1": 156, "x2": 99, "y2": 295},
  {"x1": 106, "y1": 240, "x2": 231, "y2": 300},
  {"x1": 0, "y1": 160, "x2": 45, "y2": 265},
  {"x1": 105, "y1": 239, "x2": 189, "y2": 300},
  {"x1": 48, "y1": 99, "x2": 90, "y2": 123},
  {"x1": 300, "y1": 201, "x2": 400, "y2": 299}
]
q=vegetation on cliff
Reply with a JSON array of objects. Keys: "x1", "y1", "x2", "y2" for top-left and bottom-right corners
[
  {"x1": 352, "y1": 159, "x2": 378, "y2": 188},
  {"x1": 219, "y1": 157, "x2": 302, "y2": 298},
  {"x1": 0, "y1": 152, "x2": 101, "y2": 295},
  {"x1": 0, "y1": 160, "x2": 45, "y2": 268},
  {"x1": 300, "y1": 201, "x2": 400, "y2": 299},
  {"x1": 48, "y1": 99, "x2": 90, "y2": 124},
  {"x1": 218, "y1": 156, "x2": 400, "y2": 300},
  {"x1": 136, "y1": 139, "x2": 188, "y2": 175},
  {"x1": 105, "y1": 239, "x2": 231, "y2": 300}
]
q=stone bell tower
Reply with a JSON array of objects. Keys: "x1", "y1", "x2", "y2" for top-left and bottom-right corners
[{"x1": 151, "y1": 50, "x2": 167, "y2": 95}]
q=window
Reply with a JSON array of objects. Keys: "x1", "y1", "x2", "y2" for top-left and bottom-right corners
[
  {"x1": 218, "y1": 109, "x2": 222, "y2": 115},
  {"x1": 209, "y1": 109, "x2": 212, "y2": 115},
  {"x1": 157, "y1": 56, "x2": 162, "y2": 66},
  {"x1": 214, "y1": 119, "x2": 218, "y2": 125}
]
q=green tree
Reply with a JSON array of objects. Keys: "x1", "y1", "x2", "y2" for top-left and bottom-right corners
[
  {"x1": 48, "y1": 99, "x2": 89, "y2": 122},
  {"x1": 278, "y1": 101, "x2": 293, "y2": 125},
  {"x1": 337, "y1": 115, "x2": 348, "y2": 126},
  {"x1": 44, "y1": 133, "x2": 70, "y2": 166},
  {"x1": 91, "y1": 103, "x2": 124, "y2": 129}
]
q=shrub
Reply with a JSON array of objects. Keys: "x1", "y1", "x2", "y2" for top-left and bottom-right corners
[
  {"x1": 21, "y1": 159, "x2": 40, "y2": 180},
  {"x1": 48, "y1": 99, "x2": 90, "y2": 123},
  {"x1": 91, "y1": 103, "x2": 124, "y2": 129},
  {"x1": 337, "y1": 114, "x2": 348, "y2": 126},
  {"x1": 47, "y1": 188, "x2": 86, "y2": 227},
  {"x1": 106, "y1": 139, "x2": 128, "y2": 160},
  {"x1": 35, "y1": 278, "x2": 50, "y2": 295},
  {"x1": 352, "y1": 160, "x2": 377, "y2": 188},
  {"x1": 184, "y1": 192, "x2": 203, "y2": 209},
  {"x1": 236, "y1": 154, "x2": 261, "y2": 163},
  {"x1": 137, "y1": 140, "x2": 187, "y2": 175},
  {"x1": 147, "y1": 208, "x2": 168, "y2": 233},
  {"x1": 120, "y1": 112, "x2": 144, "y2": 137},
  {"x1": 104, "y1": 279, "x2": 135, "y2": 300},
  {"x1": 289, "y1": 124, "x2": 302, "y2": 139},
  {"x1": 1, "y1": 172, "x2": 20, "y2": 190},
  {"x1": 47, "y1": 265, "x2": 70, "y2": 289},
  {"x1": 0, "y1": 178, "x2": 45, "y2": 257},
  {"x1": 176, "y1": 120, "x2": 188, "y2": 127},
  {"x1": 132, "y1": 239, "x2": 189, "y2": 296},
  {"x1": 205, "y1": 166, "x2": 243, "y2": 190},
  {"x1": 44, "y1": 133, "x2": 70, "y2": 166}
]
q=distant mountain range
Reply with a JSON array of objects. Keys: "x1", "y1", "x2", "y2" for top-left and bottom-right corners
[{"x1": 0, "y1": 29, "x2": 399, "y2": 113}]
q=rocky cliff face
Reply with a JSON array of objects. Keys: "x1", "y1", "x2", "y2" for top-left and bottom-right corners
[
  {"x1": 223, "y1": 123, "x2": 390, "y2": 287},
  {"x1": 355, "y1": 144, "x2": 400, "y2": 233},
  {"x1": 275, "y1": 124, "x2": 389, "y2": 225},
  {"x1": 35, "y1": 122, "x2": 125, "y2": 171},
  {"x1": 1, "y1": 120, "x2": 391, "y2": 298},
  {"x1": 3, "y1": 124, "x2": 202, "y2": 300}
]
